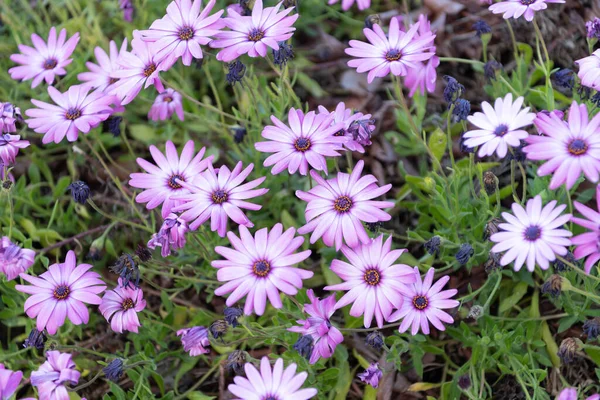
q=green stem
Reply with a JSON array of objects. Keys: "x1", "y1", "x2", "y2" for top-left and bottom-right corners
[
  {"x1": 174, "y1": 362, "x2": 221, "y2": 400},
  {"x1": 87, "y1": 199, "x2": 152, "y2": 233},
  {"x1": 483, "y1": 273, "x2": 502, "y2": 311},
  {"x1": 556, "y1": 255, "x2": 600, "y2": 283},
  {"x1": 439, "y1": 57, "x2": 484, "y2": 66},
  {"x1": 138, "y1": 266, "x2": 218, "y2": 285},
  {"x1": 505, "y1": 20, "x2": 519, "y2": 59}
]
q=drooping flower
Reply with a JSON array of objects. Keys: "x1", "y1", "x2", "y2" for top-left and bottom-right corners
[
  {"x1": 473, "y1": 20, "x2": 492, "y2": 37},
  {"x1": 577, "y1": 50, "x2": 600, "y2": 91},
  {"x1": 288, "y1": 289, "x2": 343, "y2": 364},
  {"x1": 25, "y1": 85, "x2": 117, "y2": 144},
  {"x1": 403, "y1": 15, "x2": 439, "y2": 98},
  {"x1": 15, "y1": 250, "x2": 106, "y2": 335},
  {"x1": 455, "y1": 243, "x2": 474, "y2": 266},
  {"x1": 557, "y1": 388, "x2": 600, "y2": 400},
  {"x1": 147, "y1": 213, "x2": 189, "y2": 257},
  {"x1": 365, "y1": 331, "x2": 384, "y2": 349},
  {"x1": 9, "y1": 27, "x2": 80, "y2": 88},
  {"x1": 572, "y1": 186, "x2": 600, "y2": 274},
  {"x1": 583, "y1": 318, "x2": 600, "y2": 341},
  {"x1": 210, "y1": 0, "x2": 298, "y2": 62},
  {"x1": 226, "y1": 61, "x2": 246, "y2": 85},
  {"x1": 23, "y1": 328, "x2": 47, "y2": 350},
  {"x1": 119, "y1": 0, "x2": 134, "y2": 21},
  {"x1": 587, "y1": 18, "x2": 600, "y2": 40},
  {"x1": 553, "y1": 69, "x2": 575, "y2": 90},
  {"x1": 0, "y1": 236, "x2": 35, "y2": 281},
  {"x1": 177, "y1": 326, "x2": 210, "y2": 356},
  {"x1": 129, "y1": 140, "x2": 214, "y2": 218},
  {"x1": 273, "y1": 41, "x2": 295, "y2": 67},
  {"x1": 324, "y1": 235, "x2": 415, "y2": 328},
  {"x1": 228, "y1": 357, "x2": 317, "y2": 400},
  {"x1": 490, "y1": 196, "x2": 572, "y2": 272},
  {"x1": 358, "y1": 363, "x2": 383, "y2": 388},
  {"x1": 141, "y1": 0, "x2": 224, "y2": 68},
  {"x1": 462, "y1": 93, "x2": 536, "y2": 158},
  {"x1": 0, "y1": 103, "x2": 24, "y2": 133},
  {"x1": 388, "y1": 267, "x2": 459, "y2": 335},
  {"x1": 31, "y1": 351, "x2": 80, "y2": 400},
  {"x1": 328, "y1": 0, "x2": 370, "y2": 11},
  {"x1": 172, "y1": 162, "x2": 268, "y2": 236},
  {"x1": 103, "y1": 359, "x2": 124, "y2": 383},
  {"x1": 77, "y1": 39, "x2": 128, "y2": 92},
  {"x1": 345, "y1": 17, "x2": 436, "y2": 84},
  {"x1": 347, "y1": 118, "x2": 376, "y2": 149},
  {"x1": 316, "y1": 103, "x2": 373, "y2": 153},
  {"x1": 524, "y1": 102, "x2": 600, "y2": 190},
  {"x1": 0, "y1": 363, "x2": 23, "y2": 400},
  {"x1": 212, "y1": 223, "x2": 313, "y2": 315},
  {"x1": 226, "y1": 350, "x2": 246, "y2": 375},
  {"x1": 0, "y1": 134, "x2": 29, "y2": 167},
  {"x1": 224, "y1": 306, "x2": 243, "y2": 327},
  {"x1": 148, "y1": 89, "x2": 184, "y2": 121},
  {"x1": 68, "y1": 181, "x2": 91, "y2": 204},
  {"x1": 452, "y1": 99, "x2": 471, "y2": 123},
  {"x1": 99, "y1": 278, "x2": 146, "y2": 333},
  {"x1": 296, "y1": 160, "x2": 394, "y2": 250},
  {"x1": 489, "y1": 0, "x2": 565, "y2": 22}
]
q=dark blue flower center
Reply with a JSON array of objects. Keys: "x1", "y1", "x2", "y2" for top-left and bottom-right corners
[
  {"x1": 520, "y1": 0, "x2": 535, "y2": 4},
  {"x1": 494, "y1": 124, "x2": 509, "y2": 137},
  {"x1": 364, "y1": 269, "x2": 380, "y2": 286},
  {"x1": 568, "y1": 139, "x2": 588, "y2": 156},
  {"x1": 385, "y1": 49, "x2": 402, "y2": 62},
  {"x1": 168, "y1": 174, "x2": 184, "y2": 189},
  {"x1": 178, "y1": 26, "x2": 194, "y2": 40},
  {"x1": 212, "y1": 189, "x2": 228, "y2": 204},
  {"x1": 294, "y1": 137, "x2": 311, "y2": 152},
  {"x1": 65, "y1": 108, "x2": 81, "y2": 120},
  {"x1": 263, "y1": 396, "x2": 279, "y2": 400},
  {"x1": 253, "y1": 260, "x2": 271, "y2": 277},
  {"x1": 413, "y1": 295, "x2": 428, "y2": 310},
  {"x1": 43, "y1": 58, "x2": 57, "y2": 70},
  {"x1": 248, "y1": 29, "x2": 265, "y2": 42},
  {"x1": 334, "y1": 196, "x2": 353, "y2": 213},
  {"x1": 524, "y1": 225, "x2": 541, "y2": 241},
  {"x1": 53, "y1": 285, "x2": 70, "y2": 300}
]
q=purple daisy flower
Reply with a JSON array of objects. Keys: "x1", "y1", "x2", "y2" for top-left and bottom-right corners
[
  {"x1": 141, "y1": 0, "x2": 224, "y2": 68},
  {"x1": 148, "y1": 88, "x2": 184, "y2": 122},
  {"x1": 0, "y1": 134, "x2": 29, "y2": 166},
  {"x1": 0, "y1": 236, "x2": 35, "y2": 281},
  {"x1": 576, "y1": 50, "x2": 600, "y2": 90},
  {"x1": 316, "y1": 102, "x2": 373, "y2": 153},
  {"x1": 210, "y1": 0, "x2": 299, "y2": 62},
  {"x1": 288, "y1": 289, "x2": 343, "y2": 364},
  {"x1": 177, "y1": 326, "x2": 210, "y2": 356},
  {"x1": 462, "y1": 93, "x2": 536, "y2": 158},
  {"x1": 389, "y1": 267, "x2": 459, "y2": 335},
  {"x1": 255, "y1": 107, "x2": 345, "y2": 175},
  {"x1": 558, "y1": 388, "x2": 600, "y2": 400},
  {"x1": 345, "y1": 17, "x2": 436, "y2": 84},
  {"x1": 31, "y1": 351, "x2": 80, "y2": 400},
  {"x1": 324, "y1": 235, "x2": 416, "y2": 328},
  {"x1": 99, "y1": 278, "x2": 147, "y2": 333},
  {"x1": 572, "y1": 186, "x2": 600, "y2": 274},
  {"x1": 147, "y1": 213, "x2": 189, "y2": 257},
  {"x1": 128, "y1": 140, "x2": 214, "y2": 218},
  {"x1": 0, "y1": 364, "x2": 24, "y2": 400},
  {"x1": 15, "y1": 250, "x2": 106, "y2": 335},
  {"x1": 212, "y1": 223, "x2": 313, "y2": 315},
  {"x1": 9, "y1": 27, "x2": 80, "y2": 89},
  {"x1": 77, "y1": 39, "x2": 129, "y2": 92},
  {"x1": 328, "y1": 0, "x2": 370, "y2": 11},
  {"x1": 228, "y1": 357, "x2": 317, "y2": 400},
  {"x1": 0, "y1": 102, "x2": 24, "y2": 134},
  {"x1": 490, "y1": 195, "x2": 572, "y2": 272},
  {"x1": 296, "y1": 160, "x2": 394, "y2": 250},
  {"x1": 358, "y1": 363, "x2": 383, "y2": 388},
  {"x1": 404, "y1": 15, "x2": 439, "y2": 97},
  {"x1": 524, "y1": 102, "x2": 600, "y2": 190},
  {"x1": 489, "y1": 0, "x2": 565, "y2": 22},
  {"x1": 172, "y1": 162, "x2": 268, "y2": 236}
]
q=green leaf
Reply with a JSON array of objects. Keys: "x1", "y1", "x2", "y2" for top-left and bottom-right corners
[
  {"x1": 499, "y1": 281, "x2": 528, "y2": 313},
  {"x1": 541, "y1": 321, "x2": 560, "y2": 368},
  {"x1": 187, "y1": 393, "x2": 216, "y2": 400},
  {"x1": 129, "y1": 124, "x2": 158, "y2": 143},
  {"x1": 428, "y1": 128, "x2": 447, "y2": 162}
]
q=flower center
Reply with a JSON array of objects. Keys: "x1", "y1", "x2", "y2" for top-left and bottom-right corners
[
  {"x1": 294, "y1": 137, "x2": 311, "y2": 152},
  {"x1": 143, "y1": 63, "x2": 157, "y2": 77},
  {"x1": 109, "y1": 77, "x2": 119, "y2": 84},
  {"x1": 412, "y1": 295, "x2": 428, "y2": 310},
  {"x1": 494, "y1": 124, "x2": 509, "y2": 137},
  {"x1": 253, "y1": 260, "x2": 271, "y2": 277},
  {"x1": 168, "y1": 174, "x2": 184, "y2": 189},
  {"x1": 163, "y1": 96, "x2": 173, "y2": 103},
  {"x1": 334, "y1": 196, "x2": 353, "y2": 213},
  {"x1": 248, "y1": 28, "x2": 265, "y2": 42},
  {"x1": 53, "y1": 285, "x2": 70, "y2": 300},
  {"x1": 65, "y1": 108, "x2": 81, "y2": 120},
  {"x1": 333, "y1": 129, "x2": 345, "y2": 137},
  {"x1": 520, "y1": 0, "x2": 536, "y2": 4},
  {"x1": 364, "y1": 269, "x2": 380, "y2": 286},
  {"x1": 122, "y1": 298, "x2": 135, "y2": 310},
  {"x1": 385, "y1": 49, "x2": 402, "y2": 62},
  {"x1": 43, "y1": 58, "x2": 58, "y2": 70},
  {"x1": 178, "y1": 26, "x2": 194, "y2": 40},
  {"x1": 524, "y1": 225, "x2": 541, "y2": 241},
  {"x1": 212, "y1": 189, "x2": 228, "y2": 204},
  {"x1": 263, "y1": 396, "x2": 279, "y2": 400},
  {"x1": 568, "y1": 139, "x2": 588, "y2": 156}
]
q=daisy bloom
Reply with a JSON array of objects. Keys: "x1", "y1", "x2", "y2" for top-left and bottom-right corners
[
  {"x1": 576, "y1": 50, "x2": 600, "y2": 90},
  {"x1": 524, "y1": 102, "x2": 600, "y2": 190},
  {"x1": 172, "y1": 162, "x2": 268, "y2": 236},
  {"x1": 0, "y1": 364, "x2": 23, "y2": 400},
  {"x1": 15, "y1": 250, "x2": 106, "y2": 335},
  {"x1": 0, "y1": 236, "x2": 35, "y2": 281},
  {"x1": 141, "y1": 0, "x2": 224, "y2": 68},
  {"x1": 148, "y1": 88, "x2": 184, "y2": 122},
  {"x1": 31, "y1": 351, "x2": 80, "y2": 400},
  {"x1": 572, "y1": 186, "x2": 600, "y2": 274},
  {"x1": 212, "y1": 223, "x2": 312, "y2": 315},
  {"x1": 0, "y1": 102, "x2": 24, "y2": 133},
  {"x1": 316, "y1": 102, "x2": 373, "y2": 153},
  {"x1": 228, "y1": 357, "x2": 317, "y2": 400},
  {"x1": 77, "y1": 39, "x2": 128, "y2": 92},
  {"x1": 147, "y1": 213, "x2": 189, "y2": 257},
  {"x1": 490, "y1": 195, "x2": 572, "y2": 272},
  {"x1": 388, "y1": 267, "x2": 459, "y2": 335},
  {"x1": 358, "y1": 363, "x2": 383, "y2": 388},
  {"x1": 25, "y1": 85, "x2": 117, "y2": 144},
  {"x1": 404, "y1": 15, "x2": 439, "y2": 98},
  {"x1": 177, "y1": 326, "x2": 210, "y2": 356},
  {"x1": 99, "y1": 278, "x2": 147, "y2": 333},
  {"x1": 296, "y1": 160, "x2": 394, "y2": 250},
  {"x1": 288, "y1": 289, "x2": 343, "y2": 364},
  {"x1": 0, "y1": 134, "x2": 29, "y2": 166},
  {"x1": 462, "y1": 93, "x2": 536, "y2": 158},
  {"x1": 345, "y1": 17, "x2": 436, "y2": 84},
  {"x1": 255, "y1": 107, "x2": 345, "y2": 175},
  {"x1": 557, "y1": 388, "x2": 600, "y2": 400},
  {"x1": 324, "y1": 235, "x2": 416, "y2": 328},
  {"x1": 9, "y1": 27, "x2": 79, "y2": 88},
  {"x1": 328, "y1": 0, "x2": 370, "y2": 11},
  {"x1": 210, "y1": 0, "x2": 299, "y2": 62},
  {"x1": 128, "y1": 140, "x2": 213, "y2": 218},
  {"x1": 489, "y1": 0, "x2": 565, "y2": 22}
]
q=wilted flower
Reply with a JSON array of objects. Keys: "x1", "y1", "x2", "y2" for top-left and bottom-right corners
[
  {"x1": 99, "y1": 278, "x2": 146, "y2": 333},
  {"x1": 484, "y1": 218, "x2": 501, "y2": 241},
  {"x1": 424, "y1": 236, "x2": 441, "y2": 256},
  {"x1": 365, "y1": 331, "x2": 384, "y2": 350},
  {"x1": 0, "y1": 236, "x2": 35, "y2": 280},
  {"x1": 458, "y1": 375, "x2": 471, "y2": 390},
  {"x1": 293, "y1": 335, "x2": 314, "y2": 360},
  {"x1": 31, "y1": 351, "x2": 80, "y2": 400},
  {"x1": 110, "y1": 253, "x2": 140, "y2": 288},
  {"x1": 366, "y1": 221, "x2": 382, "y2": 232},
  {"x1": 231, "y1": 126, "x2": 247, "y2": 143},
  {"x1": 591, "y1": 92, "x2": 600, "y2": 108},
  {"x1": 103, "y1": 359, "x2": 124, "y2": 383},
  {"x1": 317, "y1": 102, "x2": 374, "y2": 153},
  {"x1": 483, "y1": 60, "x2": 502, "y2": 80},
  {"x1": 552, "y1": 69, "x2": 575, "y2": 90},
  {"x1": 225, "y1": 350, "x2": 246, "y2": 375},
  {"x1": 273, "y1": 42, "x2": 295, "y2": 68},
  {"x1": 552, "y1": 251, "x2": 575, "y2": 272},
  {"x1": 365, "y1": 14, "x2": 380, "y2": 30},
  {"x1": 452, "y1": 99, "x2": 470, "y2": 123},
  {"x1": 23, "y1": 328, "x2": 46, "y2": 350},
  {"x1": 148, "y1": 89, "x2": 184, "y2": 122},
  {"x1": 586, "y1": 17, "x2": 600, "y2": 40},
  {"x1": 483, "y1": 171, "x2": 497, "y2": 195},
  {"x1": 68, "y1": 181, "x2": 91, "y2": 204},
  {"x1": 0, "y1": 102, "x2": 24, "y2": 133},
  {"x1": 484, "y1": 252, "x2": 502, "y2": 273},
  {"x1": 443, "y1": 76, "x2": 464, "y2": 104},
  {"x1": 77, "y1": 39, "x2": 129, "y2": 92},
  {"x1": 209, "y1": 320, "x2": 228, "y2": 340},
  {"x1": 135, "y1": 244, "x2": 152, "y2": 262},
  {"x1": 541, "y1": 274, "x2": 563, "y2": 297},
  {"x1": 473, "y1": 20, "x2": 491, "y2": 37},
  {"x1": 467, "y1": 305, "x2": 484, "y2": 320},
  {"x1": 147, "y1": 213, "x2": 189, "y2": 257},
  {"x1": 557, "y1": 337, "x2": 578, "y2": 364},
  {"x1": 224, "y1": 307, "x2": 243, "y2": 327},
  {"x1": 103, "y1": 116, "x2": 123, "y2": 137},
  {"x1": 226, "y1": 61, "x2": 246, "y2": 85},
  {"x1": 583, "y1": 318, "x2": 600, "y2": 341},
  {"x1": 489, "y1": 0, "x2": 565, "y2": 22},
  {"x1": 358, "y1": 363, "x2": 382, "y2": 388},
  {"x1": 347, "y1": 118, "x2": 376, "y2": 147},
  {"x1": 455, "y1": 243, "x2": 474, "y2": 265},
  {"x1": 177, "y1": 326, "x2": 210, "y2": 356}
]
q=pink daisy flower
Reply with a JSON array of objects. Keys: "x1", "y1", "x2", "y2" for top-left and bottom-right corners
[
  {"x1": 576, "y1": 50, "x2": 600, "y2": 90},
  {"x1": 0, "y1": 134, "x2": 29, "y2": 166},
  {"x1": 148, "y1": 89, "x2": 184, "y2": 122},
  {"x1": 0, "y1": 236, "x2": 35, "y2": 281},
  {"x1": 77, "y1": 39, "x2": 128, "y2": 92},
  {"x1": 228, "y1": 357, "x2": 317, "y2": 400},
  {"x1": 141, "y1": 0, "x2": 224, "y2": 68},
  {"x1": 0, "y1": 364, "x2": 23, "y2": 400},
  {"x1": 15, "y1": 250, "x2": 106, "y2": 335},
  {"x1": 524, "y1": 102, "x2": 600, "y2": 190},
  {"x1": 255, "y1": 108, "x2": 345, "y2": 175},
  {"x1": 462, "y1": 93, "x2": 536, "y2": 158},
  {"x1": 9, "y1": 27, "x2": 79, "y2": 88},
  {"x1": 316, "y1": 102, "x2": 373, "y2": 153},
  {"x1": 128, "y1": 140, "x2": 214, "y2": 218},
  {"x1": 404, "y1": 15, "x2": 439, "y2": 97},
  {"x1": 25, "y1": 85, "x2": 117, "y2": 144},
  {"x1": 557, "y1": 388, "x2": 600, "y2": 400},
  {"x1": 345, "y1": 17, "x2": 436, "y2": 84},
  {"x1": 99, "y1": 278, "x2": 147, "y2": 333},
  {"x1": 328, "y1": 0, "x2": 370, "y2": 11},
  {"x1": 31, "y1": 351, "x2": 80, "y2": 400},
  {"x1": 109, "y1": 31, "x2": 166, "y2": 105},
  {"x1": 296, "y1": 160, "x2": 394, "y2": 250},
  {"x1": 177, "y1": 326, "x2": 210, "y2": 356},
  {"x1": 572, "y1": 186, "x2": 600, "y2": 274},
  {"x1": 172, "y1": 162, "x2": 268, "y2": 236},
  {"x1": 147, "y1": 213, "x2": 189, "y2": 257},
  {"x1": 288, "y1": 289, "x2": 343, "y2": 364},
  {"x1": 212, "y1": 223, "x2": 313, "y2": 315},
  {"x1": 490, "y1": 195, "x2": 572, "y2": 272},
  {"x1": 324, "y1": 235, "x2": 416, "y2": 328},
  {"x1": 210, "y1": 0, "x2": 299, "y2": 62},
  {"x1": 388, "y1": 267, "x2": 459, "y2": 335},
  {"x1": 0, "y1": 102, "x2": 24, "y2": 134},
  {"x1": 489, "y1": 0, "x2": 565, "y2": 22}
]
